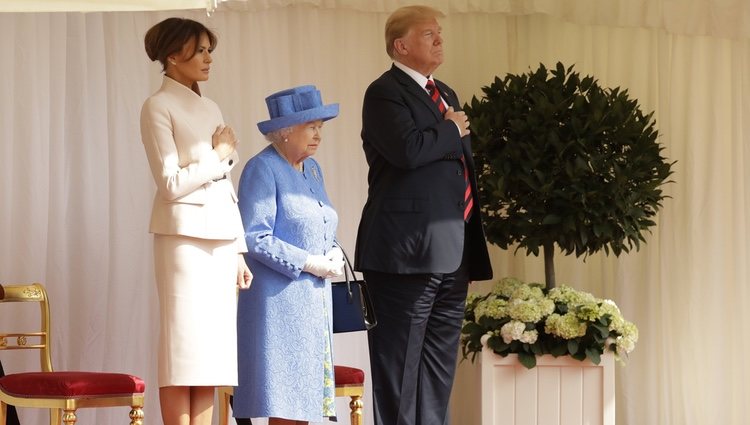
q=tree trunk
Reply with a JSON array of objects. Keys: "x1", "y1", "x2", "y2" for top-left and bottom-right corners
[{"x1": 543, "y1": 241, "x2": 556, "y2": 289}]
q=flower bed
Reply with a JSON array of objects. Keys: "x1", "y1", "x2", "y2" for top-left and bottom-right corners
[{"x1": 461, "y1": 277, "x2": 638, "y2": 369}]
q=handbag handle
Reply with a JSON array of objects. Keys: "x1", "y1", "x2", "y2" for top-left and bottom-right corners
[
  {"x1": 335, "y1": 240, "x2": 357, "y2": 303},
  {"x1": 333, "y1": 240, "x2": 377, "y2": 330}
]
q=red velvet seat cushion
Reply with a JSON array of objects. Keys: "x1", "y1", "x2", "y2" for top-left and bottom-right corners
[
  {"x1": 334, "y1": 365, "x2": 364, "y2": 386},
  {"x1": 0, "y1": 371, "x2": 145, "y2": 398}
]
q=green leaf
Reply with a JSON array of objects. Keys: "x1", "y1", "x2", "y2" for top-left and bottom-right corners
[
  {"x1": 592, "y1": 323, "x2": 610, "y2": 338},
  {"x1": 461, "y1": 322, "x2": 483, "y2": 335},
  {"x1": 518, "y1": 352, "x2": 537, "y2": 369},
  {"x1": 567, "y1": 339, "x2": 579, "y2": 355},
  {"x1": 585, "y1": 348, "x2": 602, "y2": 365},
  {"x1": 571, "y1": 351, "x2": 587, "y2": 361},
  {"x1": 542, "y1": 214, "x2": 562, "y2": 225},
  {"x1": 550, "y1": 343, "x2": 568, "y2": 356},
  {"x1": 488, "y1": 336, "x2": 510, "y2": 353}
]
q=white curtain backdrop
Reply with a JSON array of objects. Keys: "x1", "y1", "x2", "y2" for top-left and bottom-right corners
[
  {"x1": 1, "y1": 1, "x2": 749, "y2": 424},
  {"x1": 0, "y1": 0, "x2": 210, "y2": 12}
]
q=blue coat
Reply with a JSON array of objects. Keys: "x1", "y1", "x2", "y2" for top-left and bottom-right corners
[{"x1": 234, "y1": 145, "x2": 337, "y2": 421}]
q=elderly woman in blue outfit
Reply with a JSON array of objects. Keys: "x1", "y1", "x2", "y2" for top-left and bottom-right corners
[{"x1": 234, "y1": 85, "x2": 345, "y2": 425}]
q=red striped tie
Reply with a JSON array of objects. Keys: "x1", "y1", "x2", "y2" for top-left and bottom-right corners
[{"x1": 426, "y1": 80, "x2": 473, "y2": 222}]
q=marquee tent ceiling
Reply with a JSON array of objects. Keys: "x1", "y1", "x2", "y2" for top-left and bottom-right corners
[
  {"x1": 1, "y1": 1, "x2": 749, "y2": 41},
  {"x1": 0, "y1": 0, "x2": 213, "y2": 12}
]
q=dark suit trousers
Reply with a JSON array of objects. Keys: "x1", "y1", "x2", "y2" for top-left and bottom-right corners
[
  {"x1": 365, "y1": 262, "x2": 469, "y2": 425},
  {"x1": 0, "y1": 360, "x2": 21, "y2": 425}
]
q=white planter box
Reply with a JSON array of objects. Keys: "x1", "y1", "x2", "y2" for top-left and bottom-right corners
[{"x1": 479, "y1": 348, "x2": 615, "y2": 425}]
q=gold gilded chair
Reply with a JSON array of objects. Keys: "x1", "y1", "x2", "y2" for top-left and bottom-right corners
[
  {"x1": 218, "y1": 365, "x2": 365, "y2": 425},
  {"x1": 0, "y1": 283, "x2": 145, "y2": 425}
]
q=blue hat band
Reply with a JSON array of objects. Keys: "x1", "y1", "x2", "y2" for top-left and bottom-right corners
[
  {"x1": 257, "y1": 85, "x2": 339, "y2": 135},
  {"x1": 268, "y1": 90, "x2": 322, "y2": 119}
]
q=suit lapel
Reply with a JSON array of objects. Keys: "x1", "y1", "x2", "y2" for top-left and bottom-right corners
[
  {"x1": 433, "y1": 79, "x2": 475, "y2": 170},
  {"x1": 388, "y1": 66, "x2": 475, "y2": 171},
  {"x1": 435, "y1": 80, "x2": 460, "y2": 110},
  {"x1": 389, "y1": 65, "x2": 445, "y2": 121}
]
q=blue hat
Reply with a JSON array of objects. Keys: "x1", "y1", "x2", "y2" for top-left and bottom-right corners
[{"x1": 257, "y1": 85, "x2": 339, "y2": 135}]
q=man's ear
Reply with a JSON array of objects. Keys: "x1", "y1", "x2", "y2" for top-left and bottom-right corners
[{"x1": 394, "y1": 39, "x2": 408, "y2": 56}]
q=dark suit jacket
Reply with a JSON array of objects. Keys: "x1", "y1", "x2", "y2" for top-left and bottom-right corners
[{"x1": 354, "y1": 65, "x2": 492, "y2": 281}]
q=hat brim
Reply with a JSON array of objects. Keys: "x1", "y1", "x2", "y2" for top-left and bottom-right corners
[{"x1": 257, "y1": 104, "x2": 339, "y2": 135}]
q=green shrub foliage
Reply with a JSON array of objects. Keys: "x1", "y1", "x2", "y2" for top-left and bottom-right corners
[{"x1": 465, "y1": 63, "x2": 674, "y2": 262}]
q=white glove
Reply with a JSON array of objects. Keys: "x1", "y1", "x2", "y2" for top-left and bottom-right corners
[
  {"x1": 325, "y1": 247, "x2": 345, "y2": 277},
  {"x1": 303, "y1": 254, "x2": 345, "y2": 279},
  {"x1": 325, "y1": 246, "x2": 344, "y2": 263}
]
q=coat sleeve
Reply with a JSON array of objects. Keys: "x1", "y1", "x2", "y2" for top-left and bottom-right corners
[
  {"x1": 361, "y1": 77, "x2": 464, "y2": 170},
  {"x1": 140, "y1": 96, "x2": 229, "y2": 201},
  {"x1": 237, "y1": 158, "x2": 309, "y2": 279}
]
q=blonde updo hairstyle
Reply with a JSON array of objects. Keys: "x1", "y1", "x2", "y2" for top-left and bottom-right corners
[{"x1": 144, "y1": 17, "x2": 217, "y2": 72}]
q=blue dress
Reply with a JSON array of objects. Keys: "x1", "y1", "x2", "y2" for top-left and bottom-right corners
[{"x1": 234, "y1": 145, "x2": 337, "y2": 421}]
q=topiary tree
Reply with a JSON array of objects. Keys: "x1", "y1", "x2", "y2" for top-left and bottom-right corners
[{"x1": 465, "y1": 62, "x2": 674, "y2": 288}]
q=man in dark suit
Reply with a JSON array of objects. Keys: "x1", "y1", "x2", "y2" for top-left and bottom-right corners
[{"x1": 354, "y1": 5, "x2": 493, "y2": 425}]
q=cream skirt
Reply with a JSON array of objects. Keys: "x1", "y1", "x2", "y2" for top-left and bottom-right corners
[{"x1": 154, "y1": 234, "x2": 238, "y2": 387}]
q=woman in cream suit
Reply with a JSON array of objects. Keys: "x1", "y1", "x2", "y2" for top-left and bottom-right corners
[{"x1": 140, "y1": 18, "x2": 252, "y2": 425}]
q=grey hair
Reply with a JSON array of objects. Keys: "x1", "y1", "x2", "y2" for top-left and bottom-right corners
[{"x1": 265, "y1": 127, "x2": 294, "y2": 144}]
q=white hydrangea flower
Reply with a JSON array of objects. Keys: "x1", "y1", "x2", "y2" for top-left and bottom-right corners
[
  {"x1": 493, "y1": 277, "x2": 524, "y2": 297},
  {"x1": 545, "y1": 313, "x2": 587, "y2": 339},
  {"x1": 466, "y1": 292, "x2": 483, "y2": 305},
  {"x1": 576, "y1": 301, "x2": 602, "y2": 322},
  {"x1": 511, "y1": 284, "x2": 545, "y2": 301},
  {"x1": 500, "y1": 320, "x2": 526, "y2": 343},
  {"x1": 519, "y1": 329, "x2": 539, "y2": 344}
]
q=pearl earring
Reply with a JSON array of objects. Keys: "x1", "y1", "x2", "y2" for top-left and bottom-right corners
[{"x1": 283, "y1": 138, "x2": 288, "y2": 143}]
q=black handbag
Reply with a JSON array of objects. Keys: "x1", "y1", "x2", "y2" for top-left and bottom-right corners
[{"x1": 331, "y1": 243, "x2": 377, "y2": 333}]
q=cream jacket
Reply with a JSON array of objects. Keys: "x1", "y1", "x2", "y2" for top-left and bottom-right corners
[{"x1": 140, "y1": 76, "x2": 247, "y2": 252}]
